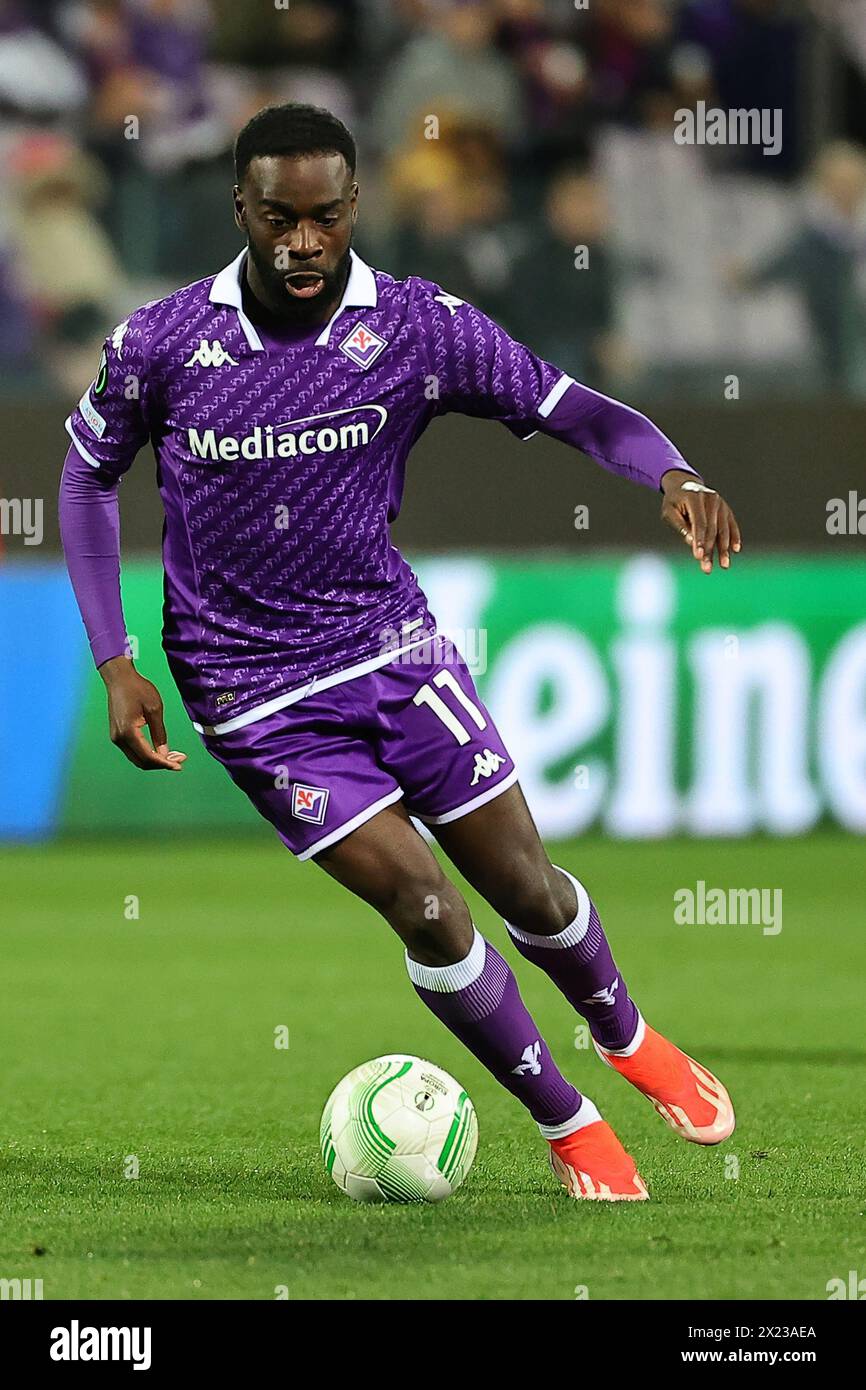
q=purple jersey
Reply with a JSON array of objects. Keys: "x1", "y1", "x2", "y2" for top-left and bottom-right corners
[{"x1": 64, "y1": 250, "x2": 692, "y2": 733}]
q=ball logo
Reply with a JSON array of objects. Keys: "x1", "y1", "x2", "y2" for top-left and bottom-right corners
[
  {"x1": 414, "y1": 1091, "x2": 435, "y2": 1112},
  {"x1": 291, "y1": 784, "x2": 329, "y2": 825}
]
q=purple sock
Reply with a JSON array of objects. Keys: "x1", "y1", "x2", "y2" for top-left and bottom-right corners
[
  {"x1": 406, "y1": 929, "x2": 600, "y2": 1139},
  {"x1": 505, "y1": 867, "x2": 640, "y2": 1052}
]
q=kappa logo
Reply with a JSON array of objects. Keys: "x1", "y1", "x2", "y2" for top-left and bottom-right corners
[
  {"x1": 184, "y1": 338, "x2": 239, "y2": 369},
  {"x1": 470, "y1": 748, "x2": 506, "y2": 786},
  {"x1": 433, "y1": 292, "x2": 465, "y2": 317},
  {"x1": 291, "y1": 784, "x2": 329, "y2": 825},
  {"x1": 512, "y1": 1041, "x2": 542, "y2": 1077},
  {"x1": 111, "y1": 319, "x2": 129, "y2": 357},
  {"x1": 338, "y1": 321, "x2": 387, "y2": 368}
]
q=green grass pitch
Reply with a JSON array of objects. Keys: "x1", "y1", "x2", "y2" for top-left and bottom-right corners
[{"x1": 0, "y1": 831, "x2": 863, "y2": 1301}]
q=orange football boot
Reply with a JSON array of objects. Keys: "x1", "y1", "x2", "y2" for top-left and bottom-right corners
[
  {"x1": 549, "y1": 1120, "x2": 650, "y2": 1201},
  {"x1": 594, "y1": 1021, "x2": 735, "y2": 1145}
]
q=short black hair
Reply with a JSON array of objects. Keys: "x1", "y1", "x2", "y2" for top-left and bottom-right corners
[{"x1": 234, "y1": 103, "x2": 356, "y2": 183}]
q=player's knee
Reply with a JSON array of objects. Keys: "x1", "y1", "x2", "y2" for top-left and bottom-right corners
[
  {"x1": 495, "y1": 856, "x2": 574, "y2": 935},
  {"x1": 383, "y1": 865, "x2": 473, "y2": 965}
]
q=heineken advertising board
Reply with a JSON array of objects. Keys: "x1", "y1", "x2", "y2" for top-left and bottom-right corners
[{"x1": 1, "y1": 555, "x2": 864, "y2": 840}]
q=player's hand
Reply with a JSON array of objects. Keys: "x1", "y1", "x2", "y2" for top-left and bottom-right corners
[
  {"x1": 99, "y1": 656, "x2": 187, "y2": 771},
  {"x1": 660, "y1": 469, "x2": 742, "y2": 574}
]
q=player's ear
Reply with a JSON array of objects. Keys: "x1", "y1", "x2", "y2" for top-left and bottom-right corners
[{"x1": 233, "y1": 185, "x2": 247, "y2": 232}]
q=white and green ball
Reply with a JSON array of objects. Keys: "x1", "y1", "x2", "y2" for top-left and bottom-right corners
[{"x1": 320, "y1": 1055, "x2": 478, "y2": 1204}]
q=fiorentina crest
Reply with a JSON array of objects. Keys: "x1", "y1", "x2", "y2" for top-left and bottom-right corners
[
  {"x1": 338, "y1": 321, "x2": 387, "y2": 368},
  {"x1": 291, "y1": 784, "x2": 329, "y2": 824}
]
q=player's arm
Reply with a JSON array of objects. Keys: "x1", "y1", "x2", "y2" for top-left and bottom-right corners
[
  {"x1": 537, "y1": 377, "x2": 742, "y2": 574},
  {"x1": 418, "y1": 284, "x2": 742, "y2": 573},
  {"x1": 59, "y1": 317, "x2": 186, "y2": 772}
]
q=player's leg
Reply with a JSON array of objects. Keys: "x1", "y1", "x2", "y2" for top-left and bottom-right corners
[
  {"x1": 199, "y1": 698, "x2": 646, "y2": 1197},
  {"x1": 370, "y1": 636, "x2": 733, "y2": 1149},
  {"x1": 432, "y1": 784, "x2": 735, "y2": 1146},
  {"x1": 431, "y1": 782, "x2": 640, "y2": 1050},
  {"x1": 313, "y1": 801, "x2": 648, "y2": 1200}
]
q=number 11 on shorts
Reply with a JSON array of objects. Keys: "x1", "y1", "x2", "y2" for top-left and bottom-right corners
[{"x1": 412, "y1": 670, "x2": 488, "y2": 746}]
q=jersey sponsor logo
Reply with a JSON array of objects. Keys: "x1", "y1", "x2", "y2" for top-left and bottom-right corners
[
  {"x1": 79, "y1": 388, "x2": 107, "y2": 439},
  {"x1": 470, "y1": 748, "x2": 506, "y2": 785},
  {"x1": 291, "y1": 784, "x2": 329, "y2": 824},
  {"x1": 338, "y1": 321, "x2": 387, "y2": 368},
  {"x1": 184, "y1": 338, "x2": 240, "y2": 369},
  {"x1": 433, "y1": 292, "x2": 465, "y2": 317},
  {"x1": 186, "y1": 404, "x2": 388, "y2": 464},
  {"x1": 512, "y1": 1041, "x2": 542, "y2": 1077}
]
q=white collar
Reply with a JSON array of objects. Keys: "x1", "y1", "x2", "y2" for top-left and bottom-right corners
[{"x1": 209, "y1": 248, "x2": 378, "y2": 351}]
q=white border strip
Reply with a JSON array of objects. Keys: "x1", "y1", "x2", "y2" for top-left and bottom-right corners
[
  {"x1": 537, "y1": 373, "x2": 575, "y2": 420},
  {"x1": 415, "y1": 766, "x2": 518, "y2": 825},
  {"x1": 64, "y1": 418, "x2": 103, "y2": 470},
  {"x1": 405, "y1": 926, "x2": 486, "y2": 993},
  {"x1": 237, "y1": 311, "x2": 264, "y2": 352},
  {"x1": 296, "y1": 787, "x2": 403, "y2": 860},
  {"x1": 506, "y1": 866, "x2": 591, "y2": 949},
  {"x1": 594, "y1": 1013, "x2": 646, "y2": 1061},
  {"x1": 538, "y1": 1095, "x2": 601, "y2": 1140},
  {"x1": 194, "y1": 631, "x2": 437, "y2": 735}
]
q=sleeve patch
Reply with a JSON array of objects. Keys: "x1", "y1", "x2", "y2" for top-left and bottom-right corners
[
  {"x1": 93, "y1": 347, "x2": 109, "y2": 396},
  {"x1": 78, "y1": 389, "x2": 108, "y2": 439}
]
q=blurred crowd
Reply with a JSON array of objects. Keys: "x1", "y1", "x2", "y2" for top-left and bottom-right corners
[{"x1": 2, "y1": 0, "x2": 866, "y2": 399}]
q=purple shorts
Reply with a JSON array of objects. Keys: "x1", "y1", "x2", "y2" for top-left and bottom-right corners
[{"x1": 200, "y1": 639, "x2": 516, "y2": 859}]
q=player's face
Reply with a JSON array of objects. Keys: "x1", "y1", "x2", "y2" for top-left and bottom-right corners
[{"x1": 234, "y1": 153, "x2": 358, "y2": 320}]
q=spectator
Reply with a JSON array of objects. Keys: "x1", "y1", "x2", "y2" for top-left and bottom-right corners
[
  {"x1": 583, "y1": 0, "x2": 677, "y2": 127},
  {"x1": 507, "y1": 163, "x2": 631, "y2": 389},
  {"x1": 371, "y1": 0, "x2": 525, "y2": 156},
  {"x1": 0, "y1": 244, "x2": 38, "y2": 386},
  {"x1": 209, "y1": 0, "x2": 359, "y2": 130},
  {"x1": 388, "y1": 118, "x2": 524, "y2": 319},
  {"x1": 61, "y1": 0, "x2": 222, "y2": 174},
  {"x1": 8, "y1": 131, "x2": 127, "y2": 396},
  {"x1": 495, "y1": 0, "x2": 593, "y2": 166},
  {"x1": 679, "y1": 0, "x2": 804, "y2": 174},
  {"x1": 0, "y1": 0, "x2": 87, "y2": 119},
  {"x1": 727, "y1": 141, "x2": 866, "y2": 390}
]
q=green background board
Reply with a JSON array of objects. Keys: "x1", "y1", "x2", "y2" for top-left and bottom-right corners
[{"x1": 60, "y1": 554, "x2": 866, "y2": 834}]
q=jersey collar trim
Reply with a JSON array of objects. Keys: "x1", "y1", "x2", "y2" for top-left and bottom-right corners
[
  {"x1": 313, "y1": 251, "x2": 377, "y2": 347},
  {"x1": 208, "y1": 249, "x2": 377, "y2": 353}
]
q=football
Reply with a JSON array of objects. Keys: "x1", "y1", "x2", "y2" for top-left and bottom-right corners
[{"x1": 320, "y1": 1054, "x2": 478, "y2": 1203}]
